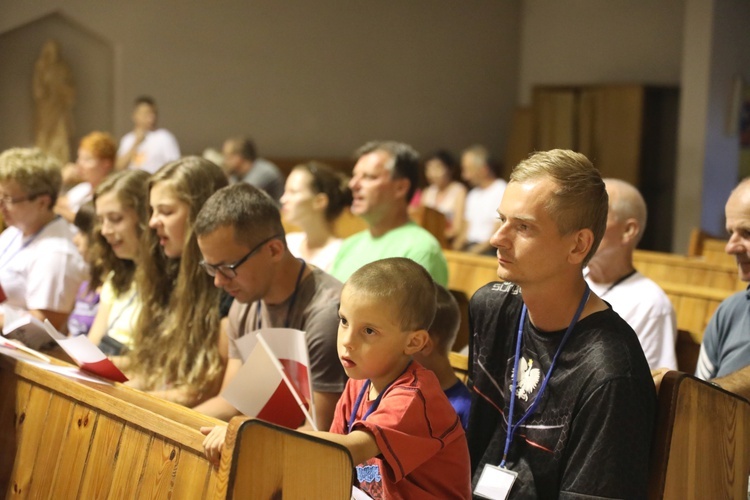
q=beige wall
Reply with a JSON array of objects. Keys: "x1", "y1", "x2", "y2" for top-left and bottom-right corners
[
  {"x1": 0, "y1": 1, "x2": 521, "y2": 160},
  {"x1": 517, "y1": 0, "x2": 685, "y2": 105}
]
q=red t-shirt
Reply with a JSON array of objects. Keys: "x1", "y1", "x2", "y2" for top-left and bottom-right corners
[{"x1": 330, "y1": 362, "x2": 471, "y2": 499}]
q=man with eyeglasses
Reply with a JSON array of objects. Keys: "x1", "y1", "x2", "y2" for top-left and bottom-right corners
[{"x1": 192, "y1": 183, "x2": 345, "y2": 436}]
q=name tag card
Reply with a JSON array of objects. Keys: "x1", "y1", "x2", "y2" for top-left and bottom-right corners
[{"x1": 474, "y1": 464, "x2": 518, "y2": 500}]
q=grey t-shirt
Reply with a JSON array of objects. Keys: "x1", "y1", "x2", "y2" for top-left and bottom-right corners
[
  {"x1": 238, "y1": 158, "x2": 284, "y2": 201},
  {"x1": 227, "y1": 266, "x2": 346, "y2": 393}
]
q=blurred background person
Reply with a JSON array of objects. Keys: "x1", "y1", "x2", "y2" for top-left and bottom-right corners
[{"x1": 419, "y1": 150, "x2": 467, "y2": 245}]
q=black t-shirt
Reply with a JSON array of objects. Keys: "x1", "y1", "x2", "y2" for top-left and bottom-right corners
[{"x1": 467, "y1": 281, "x2": 656, "y2": 500}]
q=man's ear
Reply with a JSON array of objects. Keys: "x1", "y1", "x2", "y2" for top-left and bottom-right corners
[
  {"x1": 622, "y1": 218, "x2": 640, "y2": 245},
  {"x1": 267, "y1": 238, "x2": 286, "y2": 260},
  {"x1": 404, "y1": 329, "x2": 429, "y2": 355},
  {"x1": 392, "y1": 177, "x2": 411, "y2": 201},
  {"x1": 568, "y1": 228, "x2": 594, "y2": 265}
]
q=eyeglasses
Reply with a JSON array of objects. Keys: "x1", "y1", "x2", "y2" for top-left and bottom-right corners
[
  {"x1": 199, "y1": 234, "x2": 280, "y2": 279},
  {"x1": 0, "y1": 193, "x2": 37, "y2": 206}
]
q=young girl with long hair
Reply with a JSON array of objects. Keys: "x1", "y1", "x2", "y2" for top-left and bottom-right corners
[
  {"x1": 88, "y1": 169, "x2": 150, "y2": 354},
  {"x1": 126, "y1": 156, "x2": 228, "y2": 406}
]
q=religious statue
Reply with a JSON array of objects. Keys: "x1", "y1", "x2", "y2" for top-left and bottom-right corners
[{"x1": 33, "y1": 40, "x2": 75, "y2": 165}]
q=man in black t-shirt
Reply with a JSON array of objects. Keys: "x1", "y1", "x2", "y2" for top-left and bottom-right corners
[{"x1": 467, "y1": 149, "x2": 656, "y2": 499}]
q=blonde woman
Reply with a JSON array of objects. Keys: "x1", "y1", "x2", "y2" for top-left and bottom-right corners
[{"x1": 126, "y1": 157, "x2": 228, "y2": 407}]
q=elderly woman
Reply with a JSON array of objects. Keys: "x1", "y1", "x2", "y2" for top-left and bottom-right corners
[{"x1": 0, "y1": 147, "x2": 87, "y2": 329}]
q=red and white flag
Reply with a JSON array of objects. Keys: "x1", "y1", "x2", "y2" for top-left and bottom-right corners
[{"x1": 223, "y1": 328, "x2": 316, "y2": 430}]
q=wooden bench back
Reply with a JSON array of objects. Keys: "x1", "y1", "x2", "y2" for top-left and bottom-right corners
[
  {"x1": 220, "y1": 418, "x2": 353, "y2": 499},
  {"x1": 1, "y1": 353, "x2": 223, "y2": 499},
  {"x1": 648, "y1": 371, "x2": 750, "y2": 499},
  {"x1": 633, "y1": 249, "x2": 743, "y2": 292}
]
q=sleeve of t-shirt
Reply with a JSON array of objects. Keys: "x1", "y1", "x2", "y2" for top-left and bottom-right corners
[
  {"x1": 117, "y1": 133, "x2": 134, "y2": 157},
  {"x1": 163, "y1": 131, "x2": 181, "y2": 161},
  {"x1": 696, "y1": 305, "x2": 723, "y2": 379},
  {"x1": 26, "y1": 249, "x2": 85, "y2": 312},
  {"x1": 304, "y1": 301, "x2": 347, "y2": 393},
  {"x1": 403, "y1": 247, "x2": 449, "y2": 287},
  {"x1": 350, "y1": 386, "x2": 455, "y2": 483},
  {"x1": 559, "y1": 376, "x2": 654, "y2": 499},
  {"x1": 636, "y1": 308, "x2": 678, "y2": 370}
]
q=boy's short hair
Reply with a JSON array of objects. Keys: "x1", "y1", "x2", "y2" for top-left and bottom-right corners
[
  {"x1": 428, "y1": 285, "x2": 461, "y2": 355},
  {"x1": 346, "y1": 258, "x2": 436, "y2": 332}
]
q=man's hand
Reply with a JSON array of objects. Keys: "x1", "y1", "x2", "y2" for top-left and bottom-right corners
[
  {"x1": 201, "y1": 425, "x2": 227, "y2": 467},
  {"x1": 651, "y1": 367, "x2": 671, "y2": 394}
]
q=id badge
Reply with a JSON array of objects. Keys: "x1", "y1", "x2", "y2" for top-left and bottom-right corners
[{"x1": 474, "y1": 464, "x2": 518, "y2": 500}]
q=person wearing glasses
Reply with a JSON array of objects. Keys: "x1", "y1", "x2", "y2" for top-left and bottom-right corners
[
  {"x1": 0, "y1": 147, "x2": 86, "y2": 330},
  {"x1": 193, "y1": 183, "x2": 345, "y2": 437},
  {"x1": 124, "y1": 157, "x2": 228, "y2": 407}
]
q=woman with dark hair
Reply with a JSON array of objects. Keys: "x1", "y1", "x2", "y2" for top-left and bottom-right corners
[
  {"x1": 126, "y1": 156, "x2": 228, "y2": 407},
  {"x1": 280, "y1": 161, "x2": 352, "y2": 272},
  {"x1": 419, "y1": 150, "x2": 467, "y2": 244},
  {"x1": 66, "y1": 202, "x2": 101, "y2": 337}
]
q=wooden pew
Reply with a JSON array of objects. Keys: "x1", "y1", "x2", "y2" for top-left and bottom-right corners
[
  {"x1": 648, "y1": 371, "x2": 750, "y2": 499},
  {"x1": 444, "y1": 250, "x2": 498, "y2": 300},
  {"x1": 1, "y1": 352, "x2": 354, "y2": 499},
  {"x1": 659, "y1": 281, "x2": 731, "y2": 345},
  {"x1": 633, "y1": 249, "x2": 743, "y2": 293},
  {"x1": 220, "y1": 417, "x2": 353, "y2": 498}
]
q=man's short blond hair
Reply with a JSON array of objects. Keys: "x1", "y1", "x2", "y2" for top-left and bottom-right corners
[
  {"x1": 345, "y1": 258, "x2": 437, "y2": 332},
  {"x1": 511, "y1": 149, "x2": 608, "y2": 266},
  {"x1": 0, "y1": 147, "x2": 62, "y2": 206}
]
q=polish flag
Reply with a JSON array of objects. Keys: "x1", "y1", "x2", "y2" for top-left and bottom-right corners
[
  {"x1": 223, "y1": 328, "x2": 316, "y2": 430},
  {"x1": 42, "y1": 320, "x2": 128, "y2": 383}
]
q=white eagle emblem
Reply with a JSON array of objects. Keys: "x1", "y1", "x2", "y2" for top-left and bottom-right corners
[{"x1": 510, "y1": 357, "x2": 541, "y2": 401}]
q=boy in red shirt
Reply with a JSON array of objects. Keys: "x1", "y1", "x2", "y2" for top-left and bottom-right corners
[{"x1": 308, "y1": 257, "x2": 471, "y2": 499}]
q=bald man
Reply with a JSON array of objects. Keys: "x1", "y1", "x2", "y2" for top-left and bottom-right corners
[
  {"x1": 585, "y1": 178, "x2": 677, "y2": 370},
  {"x1": 693, "y1": 178, "x2": 750, "y2": 399}
]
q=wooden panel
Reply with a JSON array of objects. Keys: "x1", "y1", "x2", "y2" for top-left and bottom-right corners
[
  {"x1": 8, "y1": 382, "x2": 52, "y2": 498},
  {"x1": 449, "y1": 289, "x2": 470, "y2": 353},
  {"x1": 582, "y1": 85, "x2": 644, "y2": 185},
  {"x1": 449, "y1": 352, "x2": 469, "y2": 384},
  {"x1": 172, "y1": 450, "x2": 213, "y2": 499},
  {"x1": 410, "y1": 205, "x2": 448, "y2": 248},
  {"x1": 23, "y1": 392, "x2": 76, "y2": 499},
  {"x1": 649, "y1": 372, "x2": 750, "y2": 499},
  {"x1": 79, "y1": 414, "x2": 124, "y2": 499},
  {"x1": 48, "y1": 404, "x2": 97, "y2": 498},
  {"x1": 106, "y1": 426, "x2": 150, "y2": 500},
  {"x1": 533, "y1": 88, "x2": 578, "y2": 150},
  {"x1": 634, "y1": 249, "x2": 744, "y2": 292},
  {"x1": 137, "y1": 437, "x2": 180, "y2": 498},
  {"x1": 504, "y1": 106, "x2": 534, "y2": 173},
  {"x1": 444, "y1": 250, "x2": 499, "y2": 299},
  {"x1": 333, "y1": 210, "x2": 367, "y2": 239},
  {"x1": 227, "y1": 419, "x2": 353, "y2": 499}
]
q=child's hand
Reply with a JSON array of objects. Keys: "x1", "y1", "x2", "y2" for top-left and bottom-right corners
[{"x1": 201, "y1": 425, "x2": 227, "y2": 467}]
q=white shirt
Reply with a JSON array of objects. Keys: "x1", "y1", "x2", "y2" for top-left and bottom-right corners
[
  {"x1": 118, "y1": 128, "x2": 181, "y2": 174},
  {"x1": 65, "y1": 182, "x2": 93, "y2": 214},
  {"x1": 464, "y1": 179, "x2": 507, "y2": 243},
  {"x1": 285, "y1": 232, "x2": 342, "y2": 273},
  {"x1": 0, "y1": 217, "x2": 87, "y2": 314},
  {"x1": 586, "y1": 270, "x2": 678, "y2": 370}
]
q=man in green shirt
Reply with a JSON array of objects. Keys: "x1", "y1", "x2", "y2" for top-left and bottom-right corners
[{"x1": 330, "y1": 141, "x2": 448, "y2": 286}]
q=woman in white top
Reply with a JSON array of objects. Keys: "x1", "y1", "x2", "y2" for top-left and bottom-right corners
[
  {"x1": 419, "y1": 150, "x2": 467, "y2": 244},
  {"x1": 87, "y1": 169, "x2": 150, "y2": 356},
  {"x1": 280, "y1": 161, "x2": 352, "y2": 272},
  {"x1": 0, "y1": 148, "x2": 86, "y2": 330}
]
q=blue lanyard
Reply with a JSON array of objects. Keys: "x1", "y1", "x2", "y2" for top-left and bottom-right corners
[
  {"x1": 255, "y1": 259, "x2": 306, "y2": 330},
  {"x1": 346, "y1": 361, "x2": 412, "y2": 434},
  {"x1": 500, "y1": 286, "x2": 590, "y2": 468},
  {"x1": 0, "y1": 216, "x2": 58, "y2": 272}
]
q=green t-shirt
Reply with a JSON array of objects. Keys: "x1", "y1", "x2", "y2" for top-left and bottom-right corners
[{"x1": 330, "y1": 222, "x2": 448, "y2": 286}]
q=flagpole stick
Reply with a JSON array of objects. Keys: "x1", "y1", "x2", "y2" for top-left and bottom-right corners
[{"x1": 257, "y1": 335, "x2": 318, "y2": 431}]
